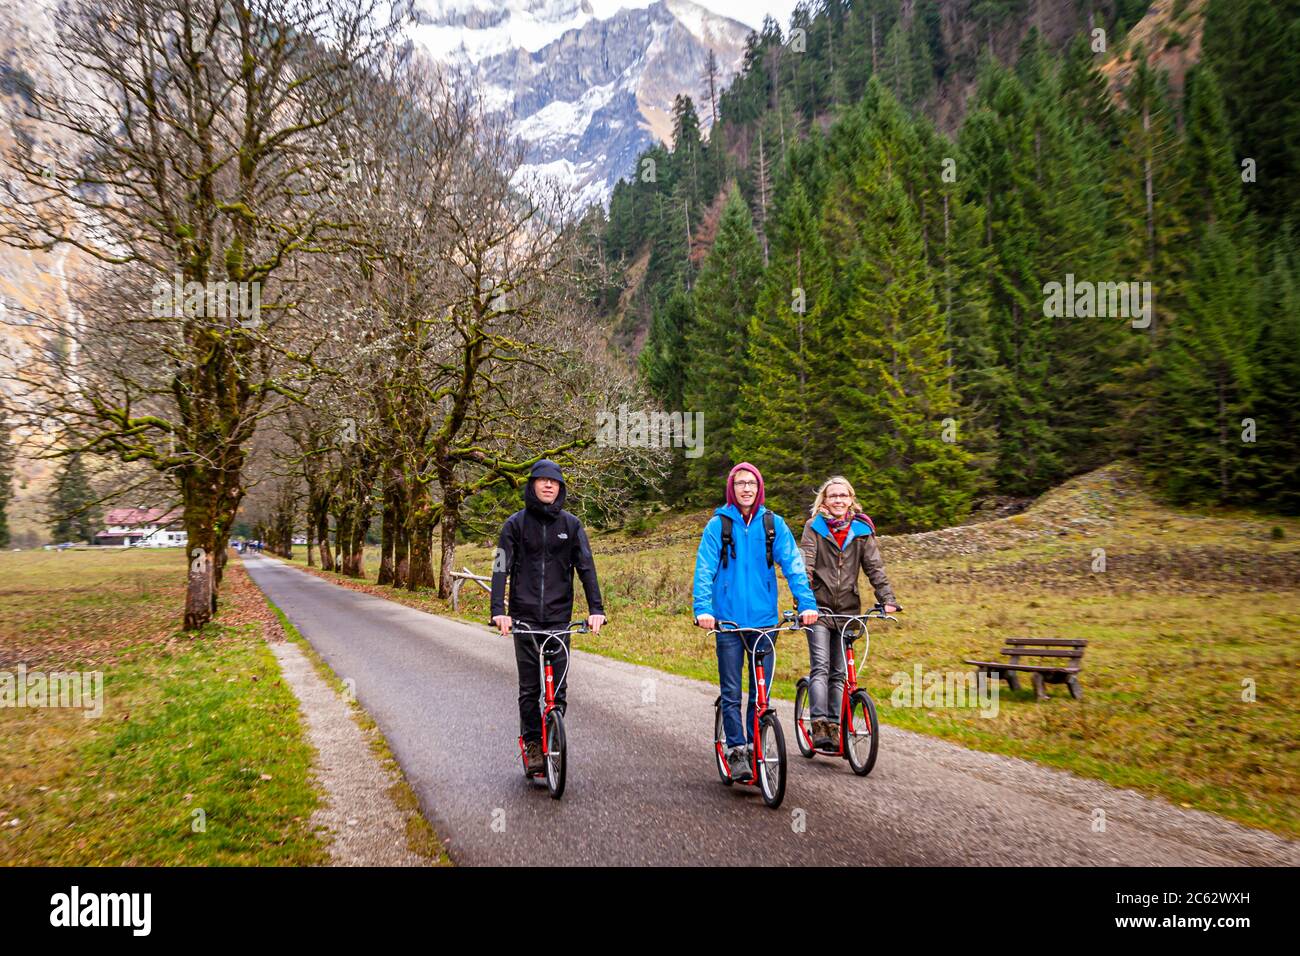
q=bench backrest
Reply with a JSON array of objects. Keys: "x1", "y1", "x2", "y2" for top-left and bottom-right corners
[{"x1": 1002, "y1": 638, "x2": 1086, "y2": 664}]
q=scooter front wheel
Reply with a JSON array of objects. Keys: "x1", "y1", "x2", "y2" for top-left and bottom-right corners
[
  {"x1": 757, "y1": 712, "x2": 787, "y2": 809},
  {"x1": 846, "y1": 689, "x2": 879, "y2": 777},
  {"x1": 544, "y1": 709, "x2": 566, "y2": 799}
]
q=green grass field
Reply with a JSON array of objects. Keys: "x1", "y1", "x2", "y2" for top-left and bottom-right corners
[
  {"x1": 0, "y1": 549, "x2": 328, "y2": 865},
  {"x1": 289, "y1": 464, "x2": 1300, "y2": 837}
]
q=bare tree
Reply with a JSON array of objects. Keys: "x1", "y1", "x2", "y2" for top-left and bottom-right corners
[{"x1": 0, "y1": 0, "x2": 400, "y2": 627}]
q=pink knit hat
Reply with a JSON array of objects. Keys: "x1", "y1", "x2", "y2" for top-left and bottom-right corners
[{"x1": 725, "y1": 462, "x2": 765, "y2": 508}]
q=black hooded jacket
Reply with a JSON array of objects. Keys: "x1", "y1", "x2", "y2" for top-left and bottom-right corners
[{"x1": 490, "y1": 461, "x2": 604, "y2": 624}]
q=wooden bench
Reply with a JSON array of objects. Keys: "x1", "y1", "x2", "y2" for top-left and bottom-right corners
[{"x1": 963, "y1": 638, "x2": 1088, "y2": 701}]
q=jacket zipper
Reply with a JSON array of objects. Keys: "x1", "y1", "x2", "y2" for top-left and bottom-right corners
[{"x1": 539, "y1": 519, "x2": 546, "y2": 619}]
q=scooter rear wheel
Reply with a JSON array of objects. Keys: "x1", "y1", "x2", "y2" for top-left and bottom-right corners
[
  {"x1": 713, "y1": 698, "x2": 733, "y2": 786},
  {"x1": 793, "y1": 678, "x2": 816, "y2": 758}
]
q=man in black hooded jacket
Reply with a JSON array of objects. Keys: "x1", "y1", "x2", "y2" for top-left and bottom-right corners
[{"x1": 490, "y1": 459, "x2": 605, "y2": 774}]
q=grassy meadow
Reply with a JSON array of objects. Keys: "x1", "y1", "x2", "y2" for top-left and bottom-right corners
[{"x1": 0, "y1": 548, "x2": 328, "y2": 865}]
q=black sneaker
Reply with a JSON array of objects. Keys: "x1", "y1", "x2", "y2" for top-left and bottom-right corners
[{"x1": 727, "y1": 746, "x2": 752, "y2": 783}]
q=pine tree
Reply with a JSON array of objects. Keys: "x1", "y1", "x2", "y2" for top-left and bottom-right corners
[
  {"x1": 1179, "y1": 65, "x2": 1246, "y2": 232},
  {"x1": 685, "y1": 186, "x2": 765, "y2": 496},
  {"x1": 732, "y1": 181, "x2": 833, "y2": 514},
  {"x1": 1099, "y1": 55, "x2": 1192, "y2": 458},
  {"x1": 959, "y1": 62, "x2": 1060, "y2": 494},
  {"x1": 48, "y1": 452, "x2": 97, "y2": 543},
  {"x1": 640, "y1": 284, "x2": 691, "y2": 411},
  {"x1": 1252, "y1": 232, "x2": 1300, "y2": 511},
  {"x1": 1148, "y1": 222, "x2": 1259, "y2": 503},
  {"x1": 822, "y1": 137, "x2": 975, "y2": 529},
  {"x1": 1201, "y1": 0, "x2": 1300, "y2": 225},
  {"x1": 1019, "y1": 40, "x2": 1123, "y2": 476}
]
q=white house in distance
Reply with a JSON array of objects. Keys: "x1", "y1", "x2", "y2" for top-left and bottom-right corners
[{"x1": 95, "y1": 507, "x2": 186, "y2": 547}]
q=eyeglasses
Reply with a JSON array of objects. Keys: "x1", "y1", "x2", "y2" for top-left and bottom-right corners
[
  {"x1": 733, "y1": 480, "x2": 758, "y2": 489},
  {"x1": 826, "y1": 493, "x2": 852, "y2": 500}
]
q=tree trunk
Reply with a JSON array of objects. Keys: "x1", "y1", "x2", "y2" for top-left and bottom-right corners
[
  {"x1": 437, "y1": 502, "x2": 459, "y2": 599},
  {"x1": 332, "y1": 504, "x2": 352, "y2": 575},
  {"x1": 408, "y1": 522, "x2": 435, "y2": 590},
  {"x1": 183, "y1": 513, "x2": 215, "y2": 630},
  {"x1": 347, "y1": 513, "x2": 367, "y2": 577},
  {"x1": 405, "y1": 481, "x2": 438, "y2": 590},
  {"x1": 180, "y1": 464, "x2": 241, "y2": 630},
  {"x1": 378, "y1": 467, "x2": 401, "y2": 585},
  {"x1": 394, "y1": 517, "x2": 410, "y2": 589},
  {"x1": 318, "y1": 520, "x2": 333, "y2": 571}
]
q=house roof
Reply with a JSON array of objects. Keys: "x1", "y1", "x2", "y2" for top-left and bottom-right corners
[{"x1": 102, "y1": 507, "x2": 182, "y2": 526}]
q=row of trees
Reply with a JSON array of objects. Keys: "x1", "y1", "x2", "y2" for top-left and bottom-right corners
[
  {"x1": 1, "y1": 0, "x2": 662, "y2": 626},
  {"x1": 607, "y1": 0, "x2": 1300, "y2": 525}
]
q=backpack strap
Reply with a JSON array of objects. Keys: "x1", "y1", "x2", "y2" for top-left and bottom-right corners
[
  {"x1": 719, "y1": 515, "x2": 736, "y2": 569},
  {"x1": 719, "y1": 512, "x2": 775, "y2": 568}
]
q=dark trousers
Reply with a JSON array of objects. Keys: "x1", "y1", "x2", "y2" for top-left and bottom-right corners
[{"x1": 514, "y1": 621, "x2": 571, "y2": 743}]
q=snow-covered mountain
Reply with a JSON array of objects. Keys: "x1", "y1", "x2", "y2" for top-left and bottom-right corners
[{"x1": 407, "y1": 0, "x2": 752, "y2": 207}]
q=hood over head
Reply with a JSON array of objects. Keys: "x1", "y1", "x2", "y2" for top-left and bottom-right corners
[
  {"x1": 524, "y1": 458, "x2": 567, "y2": 519},
  {"x1": 725, "y1": 462, "x2": 765, "y2": 510}
]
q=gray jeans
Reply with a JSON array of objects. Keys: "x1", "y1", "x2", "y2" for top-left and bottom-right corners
[{"x1": 807, "y1": 624, "x2": 846, "y2": 722}]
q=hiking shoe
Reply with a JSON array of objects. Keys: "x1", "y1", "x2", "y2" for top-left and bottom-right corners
[
  {"x1": 524, "y1": 740, "x2": 544, "y2": 775},
  {"x1": 827, "y1": 718, "x2": 842, "y2": 751},
  {"x1": 812, "y1": 719, "x2": 833, "y2": 750},
  {"x1": 727, "y1": 746, "x2": 752, "y2": 783}
]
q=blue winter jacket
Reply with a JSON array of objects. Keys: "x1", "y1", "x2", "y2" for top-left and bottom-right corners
[{"x1": 692, "y1": 503, "x2": 818, "y2": 629}]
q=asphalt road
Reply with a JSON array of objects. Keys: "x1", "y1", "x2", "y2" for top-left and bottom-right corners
[{"x1": 243, "y1": 555, "x2": 1298, "y2": 867}]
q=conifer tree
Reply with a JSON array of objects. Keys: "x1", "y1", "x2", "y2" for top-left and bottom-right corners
[
  {"x1": 1148, "y1": 223, "x2": 1259, "y2": 503},
  {"x1": 1251, "y1": 234, "x2": 1300, "y2": 511},
  {"x1": 822, "y1": 146, "x2": 975, "y2": 529},
  {"x1": 48, "y1": 452, "x2": 97, "y2": 544},
  {"x1": 685, "y1": 186, "x2": 765, "y2": 495},
  {"x1": 732, "y1": 181, "x2": 833, "y2": 514}
]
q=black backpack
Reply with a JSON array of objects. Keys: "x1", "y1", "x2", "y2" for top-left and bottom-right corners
[{"x1": 719, "y1": 511, "x2": 775, "y2": 570}]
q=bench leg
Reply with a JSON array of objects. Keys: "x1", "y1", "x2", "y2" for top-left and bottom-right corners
[
  {"x1": 1031, "y1": 672, "x2": 1047, "y2": 701},
  {"x1": 1003, "y1": 669, "x2": 1021, "y2": 694},
  {"x1": 1067, "y1": 676, "x2": 1083, "y2": 701}
]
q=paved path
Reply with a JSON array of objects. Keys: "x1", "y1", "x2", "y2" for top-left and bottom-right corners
[{"x1": 243, "y1": 555, "x2": 1299, "y2": 867}]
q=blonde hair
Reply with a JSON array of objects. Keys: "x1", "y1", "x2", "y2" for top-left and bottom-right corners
[{"x1": 810, "y1": 475, "x2": 862, "y2": 518}]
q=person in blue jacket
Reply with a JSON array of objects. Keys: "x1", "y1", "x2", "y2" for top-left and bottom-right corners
[{"x1": 693, "y1": 461, "x2": 818, "y2": 783}]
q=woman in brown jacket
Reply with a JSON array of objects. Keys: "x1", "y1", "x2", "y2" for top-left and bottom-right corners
[{"x1": 799, "y1": 476, "x2": 900, "y2": 750}]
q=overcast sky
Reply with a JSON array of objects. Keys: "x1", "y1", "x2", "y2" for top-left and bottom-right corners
[
  {"x1": 587, "y1": 1, "x2": 802, "y2": 32},
  {"x1": 686, "y1": 1, "x2": 801, "y2": 31}
]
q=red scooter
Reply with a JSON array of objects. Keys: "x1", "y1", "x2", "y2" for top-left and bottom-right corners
[
  {"x1": 793, "y1": 604, "x2": 897, "y2": 776},
  {"x1": 510, "y1": 621, "x2": 588, "y2": 800},
  {"x1": 708, "y1": 610, "x2": 802, "y2": 809}
]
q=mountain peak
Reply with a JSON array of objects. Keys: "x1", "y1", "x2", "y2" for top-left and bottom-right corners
[{"x1": 409, "y1": 0, "x2": 752, "y2": 206}]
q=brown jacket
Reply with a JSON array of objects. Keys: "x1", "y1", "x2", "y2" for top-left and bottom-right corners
[{"x1": 799, "y1": 515, "x2": 897, "y2": 615}]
